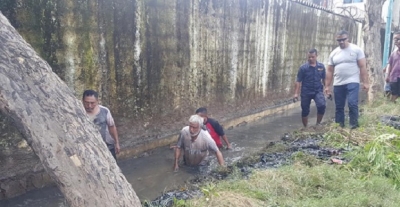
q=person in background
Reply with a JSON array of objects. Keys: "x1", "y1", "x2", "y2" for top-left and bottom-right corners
[
  {"x1": 195, "y1": 107, "x2": 232, "y2": 150},
  {"x1": 325, "y1": 30, "x2": 369, "y2": 129},
  {"x1": 173, "y1": 115, "x2": 225, "y2": 172},
  {"x1": 82, "y1": 90, "x2": 120, "y2": 160},
  {"x1": 385, "y1": 31, "x2": 400, "y2": 103},
  {"x1": 383, "y1": 64, "x2": 391, "y2": 99},
  {"x1": 293, "y1": 49, "x2": 326, "y2": 127}
]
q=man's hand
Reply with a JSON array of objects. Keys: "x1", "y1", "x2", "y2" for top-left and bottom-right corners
[
  {"x1": 293, "y1": 94, "x2": 299, "y2": 102},
  {"x1": 115, "y1": 143, "x2": 120, "y2": 154},
  {"x1": 363, "y1": 83, "x2": 369, "y2": 92},
  {"x1": 386, "y1": 76, "x2": 390, "y2": 83},
  {"x1": 173, "y1": 164, "x2": 179, "y2": 172},
  {"x1": 174, "y1": 147, "x2": 181, "y2": 172},
  {"x1": 226, "y1": 143, "x2": 232, "y2": 150},
  {"x1": 324, "y1": 86, "x2": 332, "y2": 96}
]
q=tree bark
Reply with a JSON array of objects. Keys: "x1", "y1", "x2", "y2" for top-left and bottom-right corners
[
  {"x1": 363, "y1": 0, "x2": 384, "y2": 101},
  {"x1": 0, "y1": 13, "x2": 141, "y2": 207}
]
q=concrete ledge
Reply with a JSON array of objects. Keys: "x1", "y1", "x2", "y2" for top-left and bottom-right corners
[
  {"x1": 118, "y1": 102, "x2": 298, "y2": 160},
  {"x1": 0, "y1": 171, "x2": 54, "y2": 200}
]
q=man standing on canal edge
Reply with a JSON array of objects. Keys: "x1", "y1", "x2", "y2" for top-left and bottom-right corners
[
  {"x1": 294, "y1": 49, "x2": 326, "y2": 127},
  {"x1": 196, "y1": 107, "x2": 232, "y2": 149},
  {"x1": 385, "y1": 31, "x2": 400, "y2": 103},
  {"x1": 325, "y1": 30, "x2": 369, "y2": 129},
  {"x1": 82, "y1": 90, "x2": 120, "y2": 160},
  {"x1": 173, "y1": 115, "x2": 225, "y2": 172}
]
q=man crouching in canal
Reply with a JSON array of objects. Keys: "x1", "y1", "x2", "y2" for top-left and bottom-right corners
[{"x1": 173, "y1": 115, "x2": 225, "y2": 172}]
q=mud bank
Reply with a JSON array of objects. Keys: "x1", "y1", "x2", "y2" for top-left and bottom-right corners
[{"x1": 146, "y1": 127, "x2": 346, "y2": 207}]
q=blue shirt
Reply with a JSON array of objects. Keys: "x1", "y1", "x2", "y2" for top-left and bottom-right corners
[{"x1": 296, "y1": 61, "x2": 325, "y2": 95}]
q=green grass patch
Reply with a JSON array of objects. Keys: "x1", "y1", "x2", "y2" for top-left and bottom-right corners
[{"x1": 188, "y1": 164, "x2": 400, "y2": 207}]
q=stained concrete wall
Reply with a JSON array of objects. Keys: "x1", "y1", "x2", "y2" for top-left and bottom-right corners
[{"x1": 0, "y1": 0, "x2": 359, "y2": 199}]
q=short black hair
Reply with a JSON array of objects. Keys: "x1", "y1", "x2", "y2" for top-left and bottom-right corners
[
  {"x1": 394, "y1": 31, "x2": 400, "y2": 35},
  {"x1": 308, "y1": 48, "x2": 318, "y2": 55},
  {"x1": 337, "y1": 30, "x2": 349, "y2": 36},
  {"x1": 82, "y1": 90, "x2": 99, "y2": 100},
  {"x1": 195, "y1": 107, "x2": 207, "y2": 114}
]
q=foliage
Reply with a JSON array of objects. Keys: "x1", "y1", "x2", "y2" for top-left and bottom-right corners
[
  {"x1": 173, "y1": 197, "x2": 186, "y2": 207},
  {"x1": 291, "y1": 151, "x2": 323, "y2": 167},
  {"x1": 349, "y1": 133, "x2": 400, "y2": 186}
]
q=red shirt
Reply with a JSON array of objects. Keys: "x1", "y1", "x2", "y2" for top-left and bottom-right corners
[{"x1": 204, "y1": 118, "x2": 225, "y2": 148}]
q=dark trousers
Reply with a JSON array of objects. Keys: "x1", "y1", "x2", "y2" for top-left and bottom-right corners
[
  {"x1": 300, "y1": 91, "x2": 326, "y2": 117},
  {"x1": 333, "y1": 83, "x2": 359, "y2": 127},
  {"x1": 107, "y1": 144, "x2": 117, "y2": 161}
]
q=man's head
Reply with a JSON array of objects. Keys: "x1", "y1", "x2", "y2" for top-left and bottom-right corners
[
  {"x1": 188, "y1": 114, "x2": 204, "y2": 138},
  {"x1": 336, "y1": 30, "x2": 349, "y2": 49},
  {"x1": 307, "y1": 49, "x2": 318, "y2": 65},
  {"x1": 82, "y1": 90, "x2": 99, "y2": 113},
  {"x1": 394, "y1": 31, "x2": 400, "y2": 50},
  {"x1": 195, "y1": 107, "x2": 208, "y2": 124}
]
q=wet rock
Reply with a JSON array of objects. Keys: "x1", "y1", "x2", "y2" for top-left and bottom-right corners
[
  {"x1": 281, "y1": 133, "x2": 292, "y2": 141},
  {"x1": 237, "y1": 137, "x2": 346, "y2": 173},
  {"x1": 31, "y1": 173, "x2": 46, "y2": 189},
  {"x1": 139, "y1": 151, "x2": 153, "y2": 158},
  {"x1": 0, "y1": 179, "x2": 26, "y2": 199},
  {"x1": 381, "y1": 115, "x2": 400, "y2": 129},
  {"x1": 236, "y1": 121, "x2": 247, "y2": 127},
  {"x1": 144, "y1": 190, "x2": 202, "y2": 207}
]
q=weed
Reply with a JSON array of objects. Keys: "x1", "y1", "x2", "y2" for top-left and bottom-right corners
[
  {"x1": 291, "y1": 151, "x2": 323, "y2": 167},
  {"x1": 173, "y1": 197, "x2": 186, "y2": 207},
  {"x1": 200, "y1": 183, "x2": 218, "y2": 198}
]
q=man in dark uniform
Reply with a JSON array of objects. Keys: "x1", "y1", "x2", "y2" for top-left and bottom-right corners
[
  {"x1": 293, "y1": 49, "x2": 326, "y2": 127},
  {"x1": 195, "y1": 107, "x2": 232, "y2": 150}
]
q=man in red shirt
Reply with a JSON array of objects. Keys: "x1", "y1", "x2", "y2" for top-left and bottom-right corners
[{"x1": 196, "y1": 107, "x2": 232, "y2": 150}]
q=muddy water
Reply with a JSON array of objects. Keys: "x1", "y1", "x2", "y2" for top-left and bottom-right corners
[{"x1": 0, "y1": 101, "x2": 334, "y2": 207}]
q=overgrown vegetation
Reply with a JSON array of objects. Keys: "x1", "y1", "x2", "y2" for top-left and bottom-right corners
[{"x1": 177, "y1": 98, "x2": 400, "y2": 206}]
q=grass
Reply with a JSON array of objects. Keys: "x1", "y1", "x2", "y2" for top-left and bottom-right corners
[
  {"x1": 188, "y1": 164, "x2": 400, "y2": 207},
  {"x1": 177, "y1": 97, "x2": 400, "y2": 207}
]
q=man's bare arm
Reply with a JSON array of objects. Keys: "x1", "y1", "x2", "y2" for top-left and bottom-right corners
[
  {"x1": 358, "y1": 58, "x2": 369, "y2": 91},
  {"x1": 294, "y1": 82, "x2": 301, "y2": 98},
  {"x1": 386, "y1": 64, "x2": 392, "y2": 82},
  {"x1": 174, "y1": 148, "x2": 181, "y2": 171},
  {"x1": 215, "y1": 150, "x2": 225, "y2": 166},
  {"x1": 325, "y1": 65, "x2": 334, "y2": 94},
  {"x1": 108, "y1": 125, "x2": 120, "y2": 154},
  {"x1": 221, "y1": 135, "x2": 231, "y2": 149}
]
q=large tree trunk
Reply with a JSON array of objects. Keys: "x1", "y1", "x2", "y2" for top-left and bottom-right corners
[
  {"x1": 0, "y1": 13, "x2": 141, "y2": 207},
  {"x1": 363, "y1": 0, "x2": 384, "y2": 101}
]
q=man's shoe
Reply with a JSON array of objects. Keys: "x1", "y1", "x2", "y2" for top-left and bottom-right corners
[{"x1": 350, "y1": 125, "x2": 359, "y2": 129}]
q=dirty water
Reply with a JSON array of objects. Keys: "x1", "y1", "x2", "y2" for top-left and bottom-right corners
[{"x1": 0, "y1": 101, "x2": 335, "y2": 207}]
